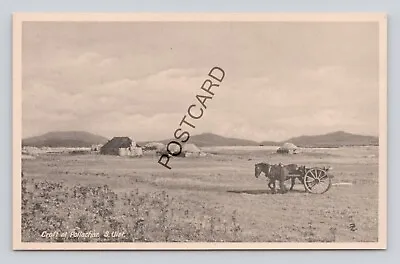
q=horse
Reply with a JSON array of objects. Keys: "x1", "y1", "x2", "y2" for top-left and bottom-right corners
[
  {"x1": 254, "y1": 162, "x2": 287, "y2": 193},
  {"x1": 254, "y1": 162, "x2": 305, "y2": 193},
  {"x1": 254, "y1": 162, "x2": 273, "y2": 187}
]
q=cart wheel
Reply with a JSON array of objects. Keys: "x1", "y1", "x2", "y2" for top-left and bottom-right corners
[{"x1": 303, "y1": 168, "x2": 332, "y2": 194}]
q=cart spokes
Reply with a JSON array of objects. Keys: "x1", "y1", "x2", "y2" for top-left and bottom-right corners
[{"x1": 303, "y1": 167, "x2": 332, "y2": 194}]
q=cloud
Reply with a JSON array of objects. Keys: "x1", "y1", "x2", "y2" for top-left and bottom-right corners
[
  {"x1": 23, "y1": 62, "x2": 379, "y2": 141},
  {"x1": 22, "y1": 66, "x2": 216, "y2": 139},
  {"x1": 22, "y1": 22, "x2": 379, "y2": 141}
]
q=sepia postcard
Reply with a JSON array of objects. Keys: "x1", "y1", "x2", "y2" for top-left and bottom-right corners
[{"x1": 12, "y1": 13, "x2": 387, "y2": 250}]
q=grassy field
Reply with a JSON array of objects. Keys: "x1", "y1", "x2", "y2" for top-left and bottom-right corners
[{"x1": 21, "y1": 146, "x2": 379, "y2": 243}]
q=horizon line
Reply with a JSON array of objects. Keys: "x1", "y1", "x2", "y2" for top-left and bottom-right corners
[{"x1": 22, "y1": 129, "x2": 379, "y2": 143}]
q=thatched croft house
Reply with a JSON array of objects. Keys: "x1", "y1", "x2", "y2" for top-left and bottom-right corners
[
  {"x1": 100, "y1": 137, "x2": 143, "y2": 157},
  {"x1": 181, "y1": 143, "x2": 205, "y2": 157},
  {"x1": 276, "y1": 142, "x2": 298, "y2": 154},
  {"x1": 157, "y1": 142, "x2": 206, "y2": 157},
  {"x1": 143, "y1": 142, "x2": 167, "y2": 153}
]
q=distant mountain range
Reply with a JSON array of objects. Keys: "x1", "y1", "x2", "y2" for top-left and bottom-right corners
[
  {"x1": 145, "y1": 133, "x2": 260, "y2": 147},
  {"x1": 22, "y1": 131, "x2": 109, "y2": 148},
  {"x1": 22, "y1": 130, "x2": 378, "y2": 148},
  {"x1": 277, "y1": 130, "x2": 379, "y2": 148},
  {"x1": 141, "y1": 131, "x2": 378, "y2": 148}
]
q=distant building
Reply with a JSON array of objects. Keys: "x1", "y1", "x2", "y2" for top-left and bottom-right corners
[
  {"x1": 167, "y1": 143, "x2": 205, "y2": 157},
  {"x1": 180, "y1": 143, "x2": 204, "y2": 157},
  {"x1": 100, "y1": 137, "x2": 143, "y2": 157},
  {"x1": 142, "y1": 142, "x2": 167, "y2": 155},
  {"x1": 277, "y1": 142, "x2": 298, "y2": 154},
  {"x1": 91, "y1": 144, "x2": 103, "y2": 152}
]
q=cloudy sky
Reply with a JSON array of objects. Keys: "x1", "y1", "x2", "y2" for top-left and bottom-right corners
[{"x1": 22, "y1": 21, "x2": 379, "y2": 142}]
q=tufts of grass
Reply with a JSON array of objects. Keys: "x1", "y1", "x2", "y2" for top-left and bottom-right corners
[{"x1": 21, "y1": 172, "x2": 243, "y2": 243}]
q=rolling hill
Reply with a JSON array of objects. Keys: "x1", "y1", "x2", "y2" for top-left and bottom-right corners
[
  {"x1": 139, "y1": 133, "x2": 260, "y2": 147},
  {"x1": 258, "y1": 140, "x2": 281, "y2": 146},
  {"x1": 151, "y1": 131, "x2": 379, "y2": 148},
  {"x1": 22, "y1": 131, "x2": 109, "y2": 148},
  {"x1": 183, "y1": 133, "x2": 260, "y2": 147},
  {"x1": 283, "y1": 131, "x2": 379, "y2": 148}
]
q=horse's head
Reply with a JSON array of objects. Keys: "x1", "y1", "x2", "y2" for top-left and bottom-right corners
[
  {"x1": 255, "y1": 163, "x2": 262, "y2": 178},
  {"x1": 255, "y1": 162, "x2": 270, "y2": 178}
]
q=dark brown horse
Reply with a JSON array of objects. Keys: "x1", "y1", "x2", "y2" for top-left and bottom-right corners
[{"x1": 255, "y1": 162, "x2": 305, "y2": 193}]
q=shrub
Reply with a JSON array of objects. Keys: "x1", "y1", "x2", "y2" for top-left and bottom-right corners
[{"x1": 21, "y1": 172, "x2": 243, "y2": 243}]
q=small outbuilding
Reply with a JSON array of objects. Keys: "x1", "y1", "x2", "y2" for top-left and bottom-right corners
[{"x1": 91, "y1": 144, "x2": 103, "y2": 152}]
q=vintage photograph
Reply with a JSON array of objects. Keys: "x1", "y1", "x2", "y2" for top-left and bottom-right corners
[{"x1": 13, "y1": 13, "x2": 387, "y2": 250}]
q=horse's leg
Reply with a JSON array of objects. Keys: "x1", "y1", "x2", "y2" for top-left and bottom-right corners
[
  {"x1": 279, "y1": 168, "x2": 288, "y2": 194},
  {"x1": 268, "y1": 179, "x2": 274, "y2": 190},
  {"x1": 279, "y1": 181, "x2": 287, "y2": 193},
  {"x1": 290, "y1": 177, "x2": 296, "y2": 190},
  {"x1": 268, "y1": 178, "x2": 277, "y2": 193}
]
